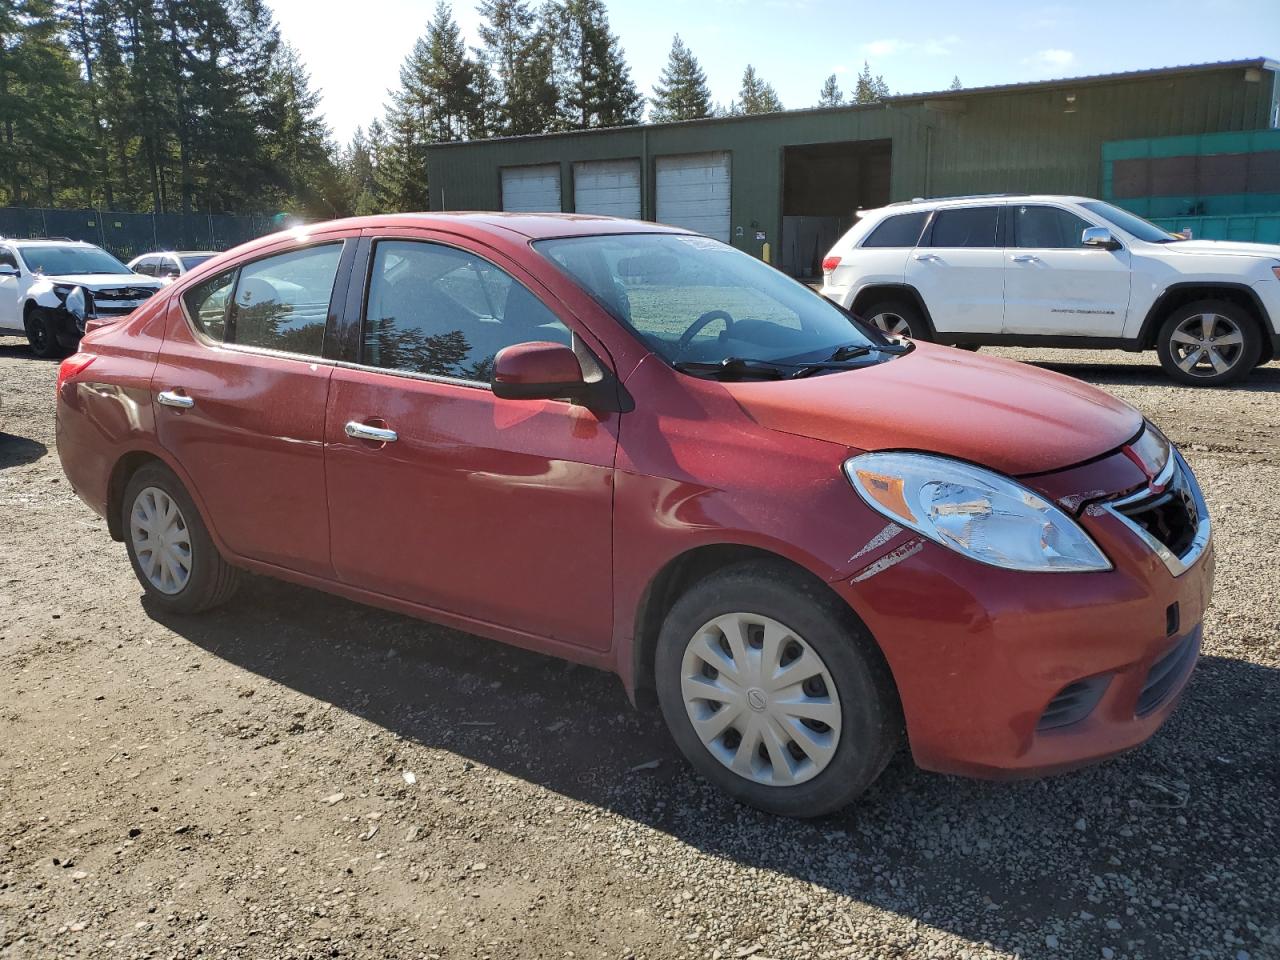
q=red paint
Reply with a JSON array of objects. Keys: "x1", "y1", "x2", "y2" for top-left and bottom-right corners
[
  {"x1": 492, "y1": 341, "x2": 583, "y2": 387},
  {"x1": 55, "y1": 213, "x2": 1213, "y2": 782}
]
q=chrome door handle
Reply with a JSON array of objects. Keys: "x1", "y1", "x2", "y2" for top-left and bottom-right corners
[
  {"x1": 914, "y1": 253, "x2": 941, "y2": 262},
  {"x1": 1011, "y1": 254, "x2": 1040, "y2": 263},
  {"x1": 345, "y1": 420, "x2": 398, "y2": 443},
  {"x1": 157, "y1": 390, "x2": 194, "y2": 409}
]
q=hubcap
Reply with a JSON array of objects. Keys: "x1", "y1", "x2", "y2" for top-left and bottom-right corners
[
  {"x1": 1169, "y1": 313, "x2": 1245, "y2": 378},
  {"x1": 869, "y1": 312, "x2": 911, "y2": 337},
  {"x1": 680, "y1": 612, "x2": 842, "y2": 787},
  {"x1": 130, "y1": 486, "x2": 192, "y2": 595}
]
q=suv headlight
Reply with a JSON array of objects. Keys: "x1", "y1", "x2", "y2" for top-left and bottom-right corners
[{"x1": 844, "y1": 452, "x2": 1112, "y2": 573}]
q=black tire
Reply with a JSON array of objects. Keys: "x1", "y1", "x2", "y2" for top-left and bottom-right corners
[
  {"x1": 1155, "y1": 299, "x2": 1261, "y2": 386},
  {"x1": 24, "y1": 307, "x2": 62, "y2": 359},
  {"x1": 122, "y1": 462, "x2": 240, "y2": 614},
  {"x1": 655, "y1": 560, "x2": 902, "y2": 817},
  {"x1": 859, "y1": 297, "x2": 930, "y2": 341}
]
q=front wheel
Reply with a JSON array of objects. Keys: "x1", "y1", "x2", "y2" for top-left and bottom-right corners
[
  {"x1": 1156, "y1": 300, "x2": 1261, "y2": 386},
  {"x1": 24, "y1": 307, "x2": 62, "y2": 359},
  {"x1": 122, "y1": 462, "x2": 240, "y2": 613},
  {"x1": 655, "y1": 561, "x2": 901, "y2": 817}
]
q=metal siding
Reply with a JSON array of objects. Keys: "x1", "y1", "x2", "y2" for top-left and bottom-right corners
[{"x1": 572, "y1": 159, "x2": 642, "y2": 218}]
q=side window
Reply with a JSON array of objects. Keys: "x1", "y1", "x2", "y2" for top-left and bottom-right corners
[
  {"x1": 182, "y1": 269, "x2": 236, "y2": 342},
  {"x1": 363, "y1": 240, "x2": 570, "y2": 381},
  {"x1": 229, "y1": 244, "x2": 341, "y2": 356},
  {"x1": 0, "y1": 247, "x2": 17, "y2": 270},
  {"x1": 1012, "y1": 205, "x2": 1093, "y2": 248},
  {"x1": 927, "y1": 207, "x2": 1001, "y2": 248},
  {"x1": 157, "y1": 257, "x2": 182, "y2": 279},
  {"x1": 133, "y1": 257, "x2": 156, "y2": 276},
  {"x1": 861, "y1": 211, "x2": 929, "y2": 248}
]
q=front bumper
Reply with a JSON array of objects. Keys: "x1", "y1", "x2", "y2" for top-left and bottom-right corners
[{"x1": 837, "y1": 454, "x2": 1214, "y2": 779}]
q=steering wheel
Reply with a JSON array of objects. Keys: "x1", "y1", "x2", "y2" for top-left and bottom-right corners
[{"x1": 675, "y1": 310, "x2": 736, "y2": 357}]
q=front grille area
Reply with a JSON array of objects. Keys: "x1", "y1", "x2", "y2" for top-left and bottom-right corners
[
  {"x1": 1113, "y1": 465, "x2": 1200, "y2": 559},
  {"x1": 1136, "y1": 628, "x2": 1201, "y2": 716},
  {"x1": 1037, "y1": 674, "x2": 1111, "y2": 731},
  {"x1": 90, "y1": 286, "x2": 157, "y2": 315}
]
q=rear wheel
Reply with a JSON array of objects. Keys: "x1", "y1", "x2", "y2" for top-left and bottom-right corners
[
  {"x1": 24, "y1": 307, "x2": 62, "y2": 359},
  {"x1": 1156, "y1": 300, "x2": 1261, "y2": 386},
  {"x1": 859, "y1": 297, "x2": 928, "y2": 341},
  {"x1": 122, "y1": 462, "x2": 240, "y2": 613},
  {"x1": 655, "y1": 561, "x2": 901, "y2": 817}
]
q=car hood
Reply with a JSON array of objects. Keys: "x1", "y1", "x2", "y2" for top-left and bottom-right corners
[
  {"x1": 1155, "y1": 239, "x2": 1280, "y2": 259},
  {"x1": 724, "y1": 343, "x2": 1143, "y2": 476},
  {"x1": 36, "y1": 273, "x2": 162, "y2": 290}
]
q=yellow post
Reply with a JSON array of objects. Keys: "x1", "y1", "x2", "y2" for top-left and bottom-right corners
[{"x1": 761, "y1": 241, "x2": 771, "y2": 264}]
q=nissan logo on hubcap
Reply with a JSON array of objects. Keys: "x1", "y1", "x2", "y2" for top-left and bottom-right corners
[{"x1": 746, "y1": 688, "x2": 768, "y2": 712}]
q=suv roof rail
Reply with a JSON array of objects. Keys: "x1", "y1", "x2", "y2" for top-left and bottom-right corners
[{"x1": 887, "y1": 193, "x2": 1031, "y2": 206}]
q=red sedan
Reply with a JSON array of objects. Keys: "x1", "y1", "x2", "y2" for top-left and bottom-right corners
[{"x1": 55, "y1": 214, "x2": 1214, "y2": 816}]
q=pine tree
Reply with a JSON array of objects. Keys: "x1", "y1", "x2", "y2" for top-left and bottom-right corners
[
  {"x1": 477, "y1": 0, "x2": 558, "y2": 135},
  {"x1": 734, "y1": 64, "x2": 783, "y2": 115},
  {"x1": 853, "y1": 61, "x2": 889, "y2": 103},
  {"x1": 949, "y1": 74, "x2": 962, "y2": 90},
  {"x1": 551, "y1": 0, "x2": 642, "y2": 128},
  {"x1": 261, "y1": 42, "x2": 344, "y2": 218},
  {"x1": 818, "y1": 72, "x2": 843, "y2": 107},
  {"x1": 649, "y1": 34, "x2": 711, "y2": 122}
]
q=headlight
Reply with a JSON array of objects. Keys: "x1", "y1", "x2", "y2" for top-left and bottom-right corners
[
  {"x1": 844, "y1": 452, "x2": 1112, "y2": 573},
  {"x1": 64, "y1": 286, "x2": 87, "y2": 321}
]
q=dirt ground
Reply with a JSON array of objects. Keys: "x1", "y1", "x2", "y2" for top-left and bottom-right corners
[{"x1": 1, "y1": 338, "x2": 1277, "y2": 960}]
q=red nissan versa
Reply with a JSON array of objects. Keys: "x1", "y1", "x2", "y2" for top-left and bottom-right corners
[{"x1": 55, "y1": 214, "x2": 1214, "y2": 817}]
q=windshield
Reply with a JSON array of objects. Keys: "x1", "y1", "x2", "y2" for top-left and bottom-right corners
[
  {"x1": 18, "y1": 244, "x2": 132, "y2": 276},
  {"x1": 181, "y1": 254, "x2": 215, "y2": 269},
  {"x1": 1080, "y1": 201, "x2": 1181, "y2": 243},
  {"x1": 536, "y1": 233, "x2": 881, "y2": 371}
]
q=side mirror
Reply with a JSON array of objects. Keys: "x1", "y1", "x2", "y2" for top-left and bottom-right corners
[
  {"x1": 492, "y1": 341, "x2": 587, "y2": 402},
  {"x1": 1082, "y1": 226, "x2": 1120, "y2": 250}
]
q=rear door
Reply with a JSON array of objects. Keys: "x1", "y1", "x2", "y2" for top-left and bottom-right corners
[
  {"x1": 1002, "y1": 203, "x2": 1132, "y2": 336},
  {"x1": 152, "y1": 236, "x2": 354, "y2": 577},
  {"x1": 323, "y1": 228, "x2": 618, "y2": 651},
  {"x1": 905, "y1": 204, "x2": 1005, "y2": 334}
]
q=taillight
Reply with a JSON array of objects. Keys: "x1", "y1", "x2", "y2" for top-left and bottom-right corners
[
  {"x1": 57, "y1": 352, "x2": 95, "y2": 393},
  {"x1": 821, "y1": 256, "x2": 842, "y2": 273}
]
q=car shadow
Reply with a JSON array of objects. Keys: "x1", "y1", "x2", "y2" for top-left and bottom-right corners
[
  {"x1": 1015, "y1": 356, "x2": 1280, "y2": 392},
  {"x1": 148, "y1": 573, "x2": 1278, "y2": 958},
  {"x1": 0, "y1": 432, "x2": 48, "y2": 469}
]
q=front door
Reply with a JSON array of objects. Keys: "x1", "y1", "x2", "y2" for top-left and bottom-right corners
[
  {"x1": 324, "y1": 233, "x2": 618, "y2": 651},
  {"x1": 152, "y1": 239, "x2": 350, "y2": 578},
  {"x1": 1002, "y1": 203, "x2": 1133, "y2": 336},
  {"x1": 905, "y1": 204, "x2": 1005, "y2": 335}
]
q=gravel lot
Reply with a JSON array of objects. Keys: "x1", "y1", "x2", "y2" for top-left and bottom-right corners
[{"x1": 1, "y1": 338, "x2": 1277, "y2": 960}]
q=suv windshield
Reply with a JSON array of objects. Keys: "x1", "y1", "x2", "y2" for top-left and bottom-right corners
[
  {"x1": 1079, "y1": 201, "x2": 1181, "y2": 243},
  {"x1": 536, "y1": 233, "x2": 886, "y2": 375},
  {"x1": 19, "y1": 244, "x2": 132, "y2": 276}
]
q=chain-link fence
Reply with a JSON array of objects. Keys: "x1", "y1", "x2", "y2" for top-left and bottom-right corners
[{"x1": 0, "y1": 207, "x2": 288, "y2": 260}]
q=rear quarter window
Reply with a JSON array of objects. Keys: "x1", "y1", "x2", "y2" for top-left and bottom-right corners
[
  {"x1": 860, "y1": 211, "x2": 929, "y2": 248},
  {"x1": 182, "y1": 269, "x2": 236, "y2": 341}
]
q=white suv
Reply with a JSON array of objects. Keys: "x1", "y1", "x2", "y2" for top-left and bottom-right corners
[
  {"x1": 0, "y1": 239, "x2": 163, "y2": 357},
  {"x1": 820, "y1": 194, "x2": 1280, "y2": 385}
]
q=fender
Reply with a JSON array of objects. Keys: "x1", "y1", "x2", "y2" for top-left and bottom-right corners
[
  {"x1": 27, "y1": 277, "x2": 67, "y2": 310},
  {"x1": 1136, "y1": 281, "x2": 1274, "y2": 347},
  {"x1": 849, "y1": 283, "x2": 939, "y2": 339}
]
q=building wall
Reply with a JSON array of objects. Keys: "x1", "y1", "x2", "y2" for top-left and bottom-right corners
[{"x1": 427, "y1": 63, "x2": 1278, "y2": 260}]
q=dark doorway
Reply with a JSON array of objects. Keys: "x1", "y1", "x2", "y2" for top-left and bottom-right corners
[{"x1": 781, "y1": 139, "x2": 892, "y2": 279}]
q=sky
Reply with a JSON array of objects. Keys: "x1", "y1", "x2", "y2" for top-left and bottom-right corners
[{"x1": 267, "y1": 0, "x2": 1280, "y2": 144}]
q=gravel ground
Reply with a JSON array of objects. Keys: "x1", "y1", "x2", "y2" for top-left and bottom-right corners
[{"x1": 1, "y1": 338, "x2": 1277, "y2": 960}]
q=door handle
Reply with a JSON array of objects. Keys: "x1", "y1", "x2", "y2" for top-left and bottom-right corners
[
  {"x1": 157, "y1": 390, "x2": 194, "y2": 409},
  {"x1": 914, "y1": 253, "x2": 941, "y2": 262},
  {"x1": 1011, "y1": 254, "x2": 1040, "y2": 263},
  {"x1": 345, "y1": 420, "x2": 398, "y2": 443}
]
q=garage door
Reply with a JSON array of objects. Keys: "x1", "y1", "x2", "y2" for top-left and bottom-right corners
[
  {"x1": 573, "y1": 159, "x2": 642, "y2": 219},
  {"x1": 655, "y1": 152, "x2": 731, "y2": 242},
  {"x1": 501, "y1": 164, "x2": 561, "y2": 212}
]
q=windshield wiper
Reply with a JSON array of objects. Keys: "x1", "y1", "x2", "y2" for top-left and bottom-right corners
[
  {"x1": 673, "y1": 357, "x2": 792, "y2": 380},
  {"x1": 826, "y1": 341, "x2": 912, "y2": 362}
]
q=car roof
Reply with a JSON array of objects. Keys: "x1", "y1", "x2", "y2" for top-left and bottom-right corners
[
  {"x1": 5, "y1": 238, "x2": 98, "y2": 247},
  {"x1": 860, "y1": 194, "x2": 1097, "y2": 218}
]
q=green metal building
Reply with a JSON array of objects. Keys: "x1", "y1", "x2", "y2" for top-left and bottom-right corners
[{"x1": 427, "y1": 58, "x2": 1280, "y2": 277}]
